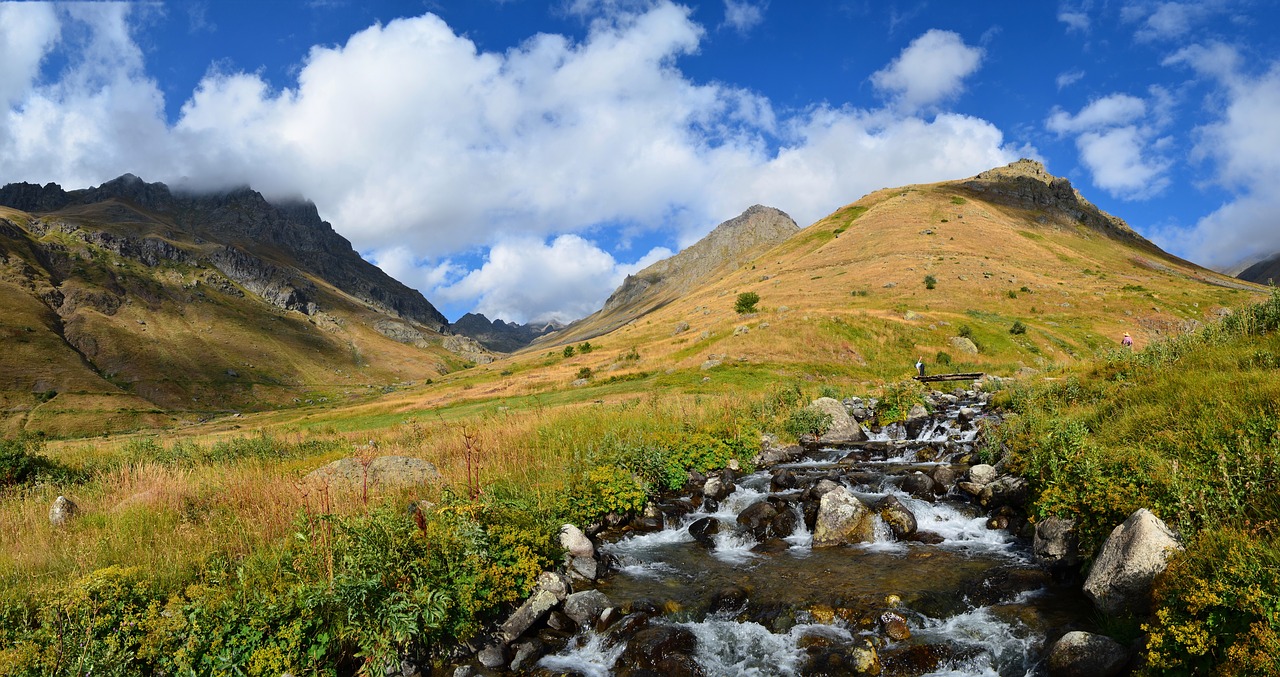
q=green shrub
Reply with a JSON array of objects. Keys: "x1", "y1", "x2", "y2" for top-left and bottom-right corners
[
  {"x1": 576, "y1": 367, "x2": 593, "y2": 380},
  {"x1": 0, "y1": 436, "x2": 78, "y2": 488},
  {"x1": 735, "y1": 292, "x2": 760, "y2": 314},
  {"x1": 1144, "y1": 528, "x2": 1280, "y2": 675},
  {"x1": 1010, "y1": 320, "x2": 1027, "y2": 335},
  {"x1": 958, "y1": 324, "x2": 973, "y2": 339},
  {"x1": 566, "y1": 465, "x2": 647, "y2": 524},
  {"x1": 783, "y1": 407, "x2": 833, "y2": 442},
  {"x1": 1007, "y1": 289, "x2": 1018, "y2": 299},
  {"x1": 562, "y1": 345, "x2": 575, "y2": 358},
  {"x1": 924, "y1": 275, "x2": 937, "y2": 290},
  {"x1": 935, "y1": 351, "x2": 952, "y2": 366},
  {"x1": 876, "y1": 381, "x2": 926, "y2": 426},
  {"x1": 578, "y1": 342, "x2": 593, "y2": 354}
]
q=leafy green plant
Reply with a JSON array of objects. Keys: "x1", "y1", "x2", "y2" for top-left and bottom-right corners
[
  {"x1": 575, "y1": 367, "x2": 593, "y2": 380},
  {"x1": 1010, "y1": 320, "x2": 1027, "y2": 335},
  {"x1": 783, "y1": 407, "x2": 833, "y2": 442},
  {"x1": 562, "y1": 345, "x2": 575, "y2": 358},
  {"x1": 935, "y1": 351, "x2": 952, "y2": 366},
  {"x1": 957, "y1": 324, "x2": 973, "y2": 339},
  {"x1": 924, "y1": 275, "x2": 937, "y2": 290},
  {"x1": 735, "y1": 291, "x2": 760, "y2": 314},
  {"x1": 578, "y1": 342, "x2": 593, "y2": 354},
  {"x1": 566, "y1": 465, "x2": 647, "y2": 524}
]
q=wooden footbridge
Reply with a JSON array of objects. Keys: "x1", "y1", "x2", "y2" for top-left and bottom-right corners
[{"x1": 912, "y1": 372, "x2": 984, "y2": 383}]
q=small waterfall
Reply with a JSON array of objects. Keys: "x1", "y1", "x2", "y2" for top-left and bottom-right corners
[{"x1": 533, "y1": 390, "x2": 1091, "y2": 676}]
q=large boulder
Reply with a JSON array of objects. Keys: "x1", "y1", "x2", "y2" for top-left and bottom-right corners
[
  {"x1": 950, "y1": 336, "x2": 979, "y2": 354},
  {"x1": 49, "y1": 495, "x2": 78, "y2": 527},
  {"x1": 737, "y1": 501, "x2": 779, "y2": 541},
  {"x1": 809, "y1": 397, "x2": 867, "y2": 443},
  {"x1": 1046, "y1": 631, "x2": 1129, "y2": 677},
  {"x1": 1083, "y1": 508, "x2": 1184, "y2": 615},
  {"x1": 812, "y1": 487, "x2": 875, "y2": 546},
  {"x1": 1034, "y1": 517, "x2": 1081, "y2": 568},
  {"x1": 559, "y1": 524, "x2": 595, "y2": 558},
  {"x1": 564, "y1": 590, "x2": 612, "y2": 629},
  {"x1": 876, "y1": 495, "x2": 918, "y2": 539}
]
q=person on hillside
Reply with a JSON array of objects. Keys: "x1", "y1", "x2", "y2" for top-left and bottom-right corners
[
  {"x1": 916, "y1": 357, "x2": 925, "y2": 377},
  {"x1": 1121, "y1": 332, "x2": 1133, "y2": 348}
]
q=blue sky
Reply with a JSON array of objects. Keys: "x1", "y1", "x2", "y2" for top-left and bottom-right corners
[{"x1": 2, "y1": 1, "x2": 1278, "y2": 324}]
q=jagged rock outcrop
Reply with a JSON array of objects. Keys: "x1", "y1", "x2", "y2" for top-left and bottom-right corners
[
  {"x1": 450, "y1": 312, "x2": 560, "y2": 352},
  {"x1": 962, "y1": 159, "x2": 1142, "y2": 243}
]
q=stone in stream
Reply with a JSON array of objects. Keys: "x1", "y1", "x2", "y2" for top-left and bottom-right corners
[
  {"x1": 559, "y1": 524, "x2": 595, "y2": 558},
  {"x1": 966, "y1": 463, "x2": 998, "y2": 485},
  {"x1": 498, "y1": 588, "x2": 560, "y2": 644},
  {"x1": 703, "y1": 473, "x2": 734, "y2": 501},
  {"x1": 1034, "y1": 517, "x2": 1082, "y2": 568},
  {"x1": 770, "y1": 467, "x2": 799, "y2": 490},
  {"x1": 879, "y1": 610, "x2": 912, "y2": 641},
  {"x1": 508, "y1": 638, "x2": 544, "y2": 672},
  {"x1": 812, "y1": 487, "x2": 876, "y2": 546},
  {"x1": 908, "y1": 530, "x2": 945, "y2": 545},
  {"x1": 900, "y1": 471, "x2": 935, "y2": 499},
  {"x1": 978, "y1": 475, "x2": 1029, "y2": 509},
  {"x1": 875, "y1": 495, "x2": 918, "y2": 539},
  {"x1": 1046, "y1": 631, "x2": 1129, "y2": 677},
  {"x1": 928, "y1": 464, "x2": 960, "y2": 494},
  {"x1": 567, "y1": 555, "x2": 602, "y2": 582},
  {"x1": 737, "y1": 500, "x2": 778, "y2": 541},
  {"x1": 602, "y1": 612, "x2": 651, "y2": 648},
  {"x1": 808, "y1": 397, "x2": 867, "y2": 443},
  {"x1": 615, "y1": 625, "x2": 702, "y2": 677},
  {"x1": 904, "y1": 403, "x2": 931, "y2": 439},
  {"x1": 1083, "y1": 508, "x2": 1183, "y2": 615},
  {"x1": 564, "y1": 589, "x2": 611, "y2": 629},
  {"x1": 688, "y1": 516, "x2": 720, "y2": 546}
]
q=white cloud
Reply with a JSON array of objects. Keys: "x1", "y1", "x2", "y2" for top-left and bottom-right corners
[
  {"x1": 0, "y1": 3, "x2": 61, "y2": 107},
  {"x1": 870, "y1": 29, "x2": 984, "y2": 112},
  {"x1": 433, "y1": 235, "x2": 672, "y2": 324},
  {"x1": 1153, "y1": 58, "x2": 1280, "y2": 269},
  {"x1": 1046, "y1": 94, "x2": 1147, "y2": 133},
  {"x1": 1057, "y1": 10, "x2": 1090, "y2": 33},
  {"x1": 1046, "y1": 92, "x2": 1171, "y2": 199},
  {"x1": 0, "y1": 6, "x2": 1022, "y2": 322},
  {"x1": 722, "y1": 0, "x2": 766, "y2": 34},
  {"x1": 1056, "y1": 69, "x2": 1085, "y2": 89}
]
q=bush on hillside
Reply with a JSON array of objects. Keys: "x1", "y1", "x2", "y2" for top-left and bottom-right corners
[
  {"x1": 1010, "y1": 320, "x2": 1027, "y2": 334},
  {"x1": 734, "y1": 291, "x2": 760, "y2": 314},
  {"x1": 923, "y1": 275, "x2": 937, "y2": 290},
  {"x1": 783, "y1": 407, "x2": 833, "y2": 442}
]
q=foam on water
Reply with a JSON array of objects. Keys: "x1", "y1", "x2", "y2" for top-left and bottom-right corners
[{"x1": 914, "y1": 606, "x2": 1042, "y2": 677}]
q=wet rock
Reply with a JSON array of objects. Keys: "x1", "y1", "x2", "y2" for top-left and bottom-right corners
[
  {"x1": 908, "y1": 530, "x2": 945, "y2": 545},
  {"x1": 616, "y1": 625, "x2": 703, "y2": 677},
  {"x1": 663, "y1": 498, "x2": 697, "y2": 520},
  {"x1": 928, "y1": 464, "x2": 959, "y2": 494},
  {"x1": 875, "y1": 495, "x2": 918, "y2": 538},
  {"x1": 771, "y1": 507, "x2": 799, "y2": 539},
  {"x1": 498, "y1": 588, "x2": 559, "y2": 643},
  {"x1": 755, "y1": 440, "x2": 803, "y2": 468},
  {"x1": 602, "y1": 612, "x2": 650, "y2": 648},
  {"x1": 753, "y1": 537, "x2": 791, "y2": 553},
  {"x1": 809, "y1": 397, "x2": 868, "y2": 443},
  {"x1": 812, "y1": 487, "x2": 875, "y2": 546},
  {"x1": 956, "y1": 480, "x2": 985, "y2": 498},
  {"x1": 1034, "y1": 517, "x2": 1082, "y2": 568},
  {"x1": 702, "y1": 497, "x2": 720, "y2": 513},
  {"x1": 49, "y1": 496, "x2": 79, "y2": 527},
  {"x1": 708, "y1": 586, "x2": 749, "y2": 614},
  {"x1": 771, "y1": 468, "x2": 799, "y2": 490},
  {"x1": 812, "y1": 479, "x2": 844, "y2": 498},
  {"x1": 900, "y1": 472, "x2": 935, "y2": 498},
  {"x1": 881, "y1": 644, "x2": 962, "y2": 674},
  {"x1": 545, "y1": 610, "x2": 576, "y2": 633},
  {"x1": 704, "y1": 474, "x2": 733, "y2": 501},
  {"x1": 987, "y1": 515, "x2": 1009, "y2": 530},
  {"x1": 564, "y1": 590, "x2": 611, "y2": 629},
  {"x1": 688, "y1": 516, "x2": 721, "y2": 546},
  {"x1": 509, "y1": 638, "x2": 545, "y2": 672},
  {"x1": 879, "y1": 610, "x2": 912, "y2": 641},
  {"x1": 904, "y1": 404, "x2": 931, "y2": 438},
  {"x1": 631, "y1": 516, "x2": 664, "y2": 532},
  {"x1": 1046, "y1": 631, "x2": 1129, "y2": 677},
  {"x1": 1083, "y1": 508, "x2": 1183, "y2": 615},
  {"x1": 737, "y1": 500, "x2": 780, "y2": 541}
]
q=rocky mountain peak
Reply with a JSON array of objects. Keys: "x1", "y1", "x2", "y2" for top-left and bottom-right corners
[{"x1": 963, "y1": 159, "x2": 1139, "y2": 242}]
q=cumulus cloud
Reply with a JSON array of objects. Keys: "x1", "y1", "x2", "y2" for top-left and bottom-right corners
[
  {"x1": 1057, "y1": 10, "x2": 1090, "y2": 33},
  {"x1": 722, "y1": 0, "x2": 766, "y2": 34},
  {"x1": 1046, "y1": 92, "x2": 1171, "y2": 199},
  {"x1": 0, "y1": 3, "x2": 61, "y2": 106},
  {"x1": 1152, "y1": 53, "x2": 1280, "y2": 270},
  {"x1": 870, "y1": 29, "x2": 984, "y2": 112},
  {"x1": 0, "y1": 4, "x2": 1021, "y2": 323}
]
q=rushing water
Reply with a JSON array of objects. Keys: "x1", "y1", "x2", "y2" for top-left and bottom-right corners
[{"x1": 536, "y1": 393, "x2": 1095, "y2": 676}]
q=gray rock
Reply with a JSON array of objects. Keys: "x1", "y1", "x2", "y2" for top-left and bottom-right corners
[
  {"x1": 564, "y1": 590, "x2": 611, "y2": 628},
  {"x1": 1046, "y1": 631, "x2": 1128, "y2": 677},
  {"x1": 49, "y1": 495, "x2": 78, "y2": 527},
  {"x1": 928, "y1": 464, "x2": 959, "y2": 493},
  {"x1": 967, "y1": 464, "x2": 998, "y2": 485},
  {"x1": 477, "y1": 644, "x2": 509, "y2": 669},
  {"x1": 812, "y1": 478, "x2": 844, "y2": 498},
  {"x1": 876, "y1": 495, "x2": 917, "y2": 538},
  {"x1": 812, "y1": 487, "x2": 875, "y2": 546},
  {"x1": 900, "y1": 472, "x2": 935, "y2": 498},
  {"x1": 950, "y1": 336, "x2": 979, "y2": 354},
  {"x1": 809, "y1": 397, "x2": 867, "y2": 443},
  {"x1": 704, "y1": 474, "x2": 733, "y2": 501},
  {"x1": 672, "y1": 321, "x2": 690, "y2": 335},
  {"x1": 1083, "y1": 508, "x2": 1184, "y2": 615},
  {"x1": 1034, "y1": 517, "x2": 1081, "y2": 567},
  {"x1": 978, "y1": 475, "x2": 1029, "y2": 509},
  {"x1": 567, "y1": 555, "x2": 602, "y2": 582},
  {"x1": 559, "y1": 524, "x2": 594, "y2": 559},
  {"x1": 535, "y1": 571, "x2": 570, "y2": 602},
  {"x1": 498, "y1": 589, "x2": 559, "y2": 643},
  {"x1": 509, "y1": 638, "x2": 544, "y2": 672}
]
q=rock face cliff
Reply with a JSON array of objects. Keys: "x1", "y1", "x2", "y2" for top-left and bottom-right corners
[
  {"x1": 0, "y1": 175, "x2": 449, "y2": 331},
  {"x1": 1237, "y1": 253, "x2": 1280, "y2": 286},
  {"x1": 538, "y1": 205, "x2": 799, "y2": 346}
]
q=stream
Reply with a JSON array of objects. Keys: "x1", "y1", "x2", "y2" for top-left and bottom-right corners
[{"x1": 533, "y1": 390, "x2": 1095, "y2": 676}]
